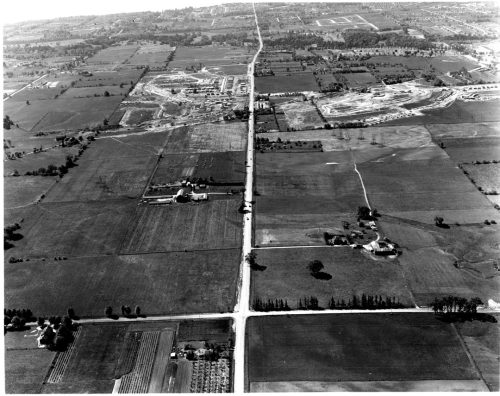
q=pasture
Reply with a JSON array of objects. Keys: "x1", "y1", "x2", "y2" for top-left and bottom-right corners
[
  {"x1": 255, "y1": 73, "x2": 319, "y2": 93},
  {"x1": 5, "y1": 249, "x2": 240, "y2": 317},
  {"x1": 462, "y1": 163, "x2": 500, "y2": 193},
  {"x1": 5, "y1": 349, "x2": 56, "y2": 394},
  {"x1": 246, "y1": 314, "x2": 480, "y2": 390},
  {"x1": 425, "y1": 122, "x2": 500, "y2": 140},
  {"x1": 357, "y1": 157, "x2": 500, "y2": 224},
  {"x1": 86, "y1": 45, "x2": 139, "y2": 66},
  {"x1": 3, "y1": 199, "x2": 138, "y2": 258},
  {"x1": 120, "y1": 198, "x2": 242, "y2": 253},
  {"x1": 168, "y1": 46, "x2": 252, "y2": 70},
  {"x1": 250, "y1": 246, "x2": 414, "y2": 308}
]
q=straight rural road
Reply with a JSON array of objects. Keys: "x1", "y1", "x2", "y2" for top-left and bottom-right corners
[{"x1": 3, "y1": 73, "x2": 48, "y2": 101}]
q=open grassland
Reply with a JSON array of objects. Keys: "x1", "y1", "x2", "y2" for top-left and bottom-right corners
[
  {"x1": 462, "y1": 163, "x2": 500, "y2": 193},
  {"x1": 4, "y1": 96, "x2": 123, "y2": 132},
  {"x1": 159, "y1": 123, "x2": 247, "y2": 154},
  {"x1": 246, "y1": 314, "x2": 480, "y2": 391},
  {"x1": 86, "y1": 45, "x2": 139, "y2": 66},
  {"x1": 73, "y1": 70, "x2": 144, "y2": 88},
  {"x1": 4, "y1": 200, "x2": 137, "y2": 258},
  {"x1": 255, "y1": 73, "x2": 319, "y2": 93},
  {"x1": 168, "y1": 46, "x2": 252, "y2": 69},
  {"x1": 441, "y1": 137, "x2": 500, "y2": 163},
  {"x1": 121, "y1": 199, "x2": 242, "y2": 253},
  {"x1": 45, "y1": 136, "x2": 160, "y2": 202},
  {"x1": 259, "y1": 124, "x2": 434, "y2": 152},
  {"x1": 152, "y1": 151, "x2": 245, "y2": 185},
  {"x1": 4, "y1": 176, "x2": 57, "y2": 208},
  {"x1": 62, "y1": 85, "x2": 130, "y2": 98},
  {"x1": 425, "y1": 122, "x2": 500, "y2": 140},
  {"x1": 5, "y1": 250, "x2": 240, "y2": 317},
  {"x1": 380, "y1": 217, "x2": 500, "y2": 306},
  {"x1": 357, "y1": 157, "x2": 500, "y2": 224},
  {"x1": 5, "y1": 349, "x2": 57, "y2": 394},
  {"x1": 255, "y1": 152, "x2": 367, "y2": 246},
  {"x1": 384, "y1": 99, "x2": 500, "y2": 126},
  {"x1": 250, "y1": 246, "x2": 414, "y2": 308},
  {"x1": 456, "y1": 317, "x2": 500, "y2": 392}
]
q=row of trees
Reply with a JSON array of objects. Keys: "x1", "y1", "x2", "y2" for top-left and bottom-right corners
[
  {"x1": 430, "y1": 296, "x2": 483, "y2": 315},
  {"x1": 4, "y1": 223, "x2": 23, "y2": 250},
  {"x1": 252, "y1": 294, "x2": 406, "y2": 312},
  {"x1": 104, "y1": 305, "x2": 142, "y2": 318}
]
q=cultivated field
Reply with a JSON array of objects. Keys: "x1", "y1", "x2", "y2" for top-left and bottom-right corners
[
  {"x1": 246, "y1": 314, "x2": 482, "y2": 391},
  {"x1": 462, "y1": 163, "x2": 500, "y2": 193},
  {"x1": 168, "y1": 46, "x2": 252, "y2": 70},
  {"x1": 250, "y1": 246, "x2": 414, "y2": 308},
  {"x1": 4, "y1": 176, "x2": 57, "y2": 208},
  {"x1": 5, "y1": 250, "x2": 241, "y2": 317},
  {"x1": 441, "y1": 137, "x2": 500, "y2": 163},
  {"x1": 5, "y1": 349, "x2": 57, "y2": 393},
  {"x1": 120, "y1": 198, "x2": 242, "y2": 253}
]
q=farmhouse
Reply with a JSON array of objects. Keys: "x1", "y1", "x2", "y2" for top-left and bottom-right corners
[
  {"x1": 191, "y1": 192, "x2": 208, "y2": 201},
  {"x1": 363, "y1": 240, "x2": 396, "y2": 255}
]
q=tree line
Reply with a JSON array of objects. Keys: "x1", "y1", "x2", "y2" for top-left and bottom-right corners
[
  {"x1": 430, "y1": 296, "x2": 483, "y2": 315},
  {"x1": 252, "y1": 294, "x2": 406, "y2": 312}
]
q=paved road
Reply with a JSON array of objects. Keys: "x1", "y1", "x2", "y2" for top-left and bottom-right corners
[{"x1": 232, "y1": 3, "x2": 263, "y2": 393}]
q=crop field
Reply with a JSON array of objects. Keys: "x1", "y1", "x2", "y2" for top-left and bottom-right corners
[
  {"x1": 5, "y1": 249, "x2": 240, "y2": 317},
  {"x1": 441, "y1": 137, "x2": 500, "y2": 163},
  {"x1": 255, "y1": 152, "x2": 367, "y2": 245},
  {"x1": 246, "y1": 314, "x2": 481, "y2": 391},
  {"x1": 255, "y1": 73, "x2": 318, "y2": 93},
  {"x1": 462, "y1": 163, "x2": 500, "y2": 193},
  {"x1": 4, "y1": 176, "x2": 57, "y2": 208},
  {"x1": 162, "y1": 123, "x2": 247, "y2": 153},
  {"x1": 251, "y1": 246, "x2": 414, "y2": 308},
  {"x1": 7, "y1": 87, "x2": 64, "y2": 102},
  {"x1": 4, "y1": 199, "x2": 137, "y2": 259},
  {"x1": 455, "y1": 317, "x2": 500, "y2": 392},
  {"x1": 152, "y1": 151, "x2": 245, "y2": 184},
  {"x1": 120, "y1": 198, "x2": 242, "y2": 253},
  {"x1": 357, "y1": 157, "x2": 500, "y2": 224}
]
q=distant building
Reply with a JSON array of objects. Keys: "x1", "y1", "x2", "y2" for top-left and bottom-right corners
[{"x1": 363, "y1": 240, "x2": 396, "y2": 255}]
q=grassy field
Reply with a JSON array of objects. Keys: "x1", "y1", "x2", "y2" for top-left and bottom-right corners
[
  {"x1": 120, "y1": 198, "x2": 242, "y2": 253},
  {"x1": 255, "y1": 73, "x2": 319, "y2": 93},
  {"x1": 462, "y1": 163, "x2": 500, "y2": 193},
  {"x1": 4, "y1": 96, "x2": 123, "y2": 132},
  {"x1": 255, "y1": 152, "x2": 369, "y2": 246},
  {"x1": 168, "y1": 46, "x2": 252, "y2": 69},
  {"x1": 384, "y1": 99, "x2": 500, "y2": 126},
  {"x1": 456, "y1": 317, "x2": 500, "y2": 392},
  {"x1": 4, "y1": 176, "x2": 57, "y2": 208},
  {"x1": 86, "y1": 45, "x2": 138, "y2": 65},
  {"x1": 441, "y1": 137, "x2": 500, "y2": 163},
  {"x1": 246, "y1": 314, "x2": 480, "y2": 390},
  {"x1": 250, "y1": 246, "x2": 414, "y2": 308},
  {"x1": 152, "y1": 151, "x2": 246, "y2": 185},
  {"x1": 357, "y1": 157, "x2": 500, "y2": 224},
  {"x1": 279, "y1": 100, "x2": 324, "y2": 130},
  {"x1": 425, "y1": 122, "x2": 500, "y2": 140},
  {"x1": 344, "y1": 72, "x2": 377, "y2": 87},
  {"x1": 4, "y1": 199, "x2": 137, "y2": 258},
  {"x1": 379, "y1": 217, "x2": 500, "y2": 306},
  {"x1": 5, "y1": 349, "x2": 57, "y2": 393},
  {"x1": 5, "y1": 249, "x2": 240, "y2": 317}
]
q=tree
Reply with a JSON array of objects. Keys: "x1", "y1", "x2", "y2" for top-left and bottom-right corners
[
  {"x1": 105, "y1": 306, "x2": 113, "y2": 317},
  {"x1": 104, "y1": 90, "x2": 110, "y2": 97},
  {"x1": 67, "y1": 307, "x2": 75, "y2": 319},
  {"x1": 308, "y1": 260, "x2": 324, "y2": 274},
  {"x1": 37, "y1": 317, "x2": 46, "y2": 328},
  {"x1": 26, "y1": 100, "x2": 30, "y2": 105},
  {"x1": 357, "y1": 206, "x2": 371, "y2": 220},
  {"x1": 135, "y1": 306, "x2": 141, "y2": 316},
  {"x1": 434, "y1": 216, "x2": 444, "y2": 226},
  {"x1": 10, "y1": 315, "x2": 25, "y2": 330},
  {"x1": 4, "y1": 115, "x2": 14, "y2": 130}
]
